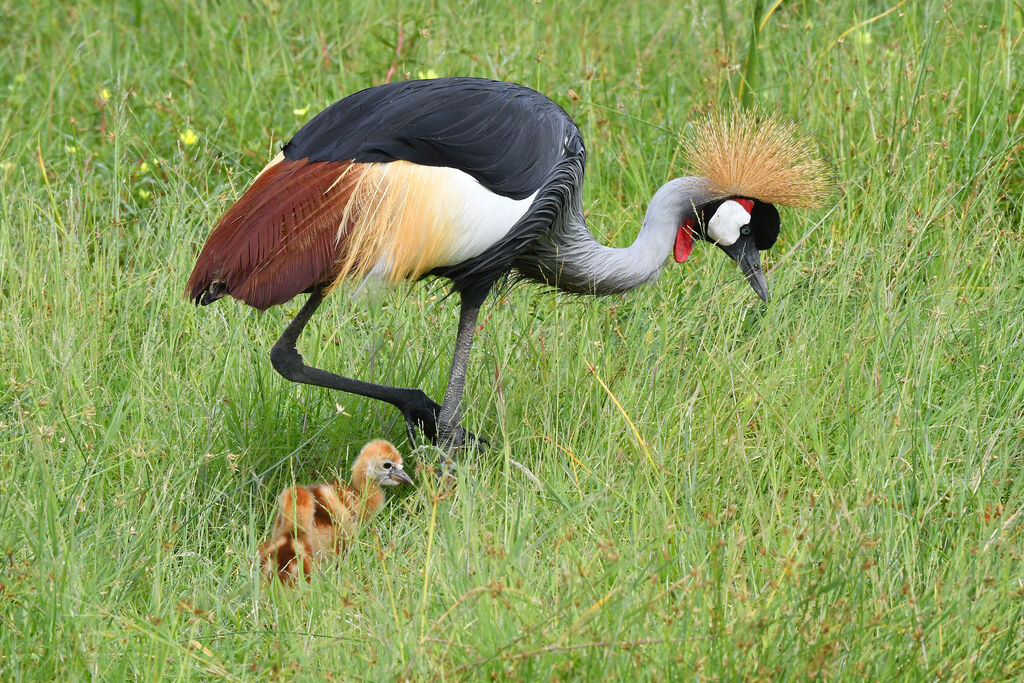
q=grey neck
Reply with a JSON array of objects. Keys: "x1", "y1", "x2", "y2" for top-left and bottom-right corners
[{"x1": 536, "y1": 177, "x2": 718, "y2": 295}]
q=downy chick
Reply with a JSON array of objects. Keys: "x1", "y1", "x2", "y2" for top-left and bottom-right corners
[{"x1": 258, "y1": 439, "x2": 413, "y2": 583}]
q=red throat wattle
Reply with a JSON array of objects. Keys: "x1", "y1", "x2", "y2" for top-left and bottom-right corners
[{"x1": 674, "y1": 218, "x2": 695, "y2": 263}]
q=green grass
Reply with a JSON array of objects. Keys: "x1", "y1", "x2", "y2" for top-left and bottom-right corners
[{"x1": 2, "y1": 0, "x2": 1023, "y2": 678}]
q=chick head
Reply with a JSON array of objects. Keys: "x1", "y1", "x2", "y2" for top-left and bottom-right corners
[{"x1": 354, "y1": 439, "x2": 413, "y2": 487}]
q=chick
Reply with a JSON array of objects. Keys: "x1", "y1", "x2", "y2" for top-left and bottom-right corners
[{"x1": 258, "y1": 439, "x2": 413, "y2": 583}]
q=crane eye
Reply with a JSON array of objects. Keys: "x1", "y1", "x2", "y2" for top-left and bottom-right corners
[
  {"x1": 740, "y1": 225, "x2": 751, "y2": 236},
  {"x1": 383, "y1": 462, "x2": 393, "y2": 469}
]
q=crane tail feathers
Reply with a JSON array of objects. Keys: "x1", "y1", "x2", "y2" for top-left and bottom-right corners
[
  {"x1": 186, "y1": 157, "x2": 472, "y2": 310},
  {"x1": 185, "y1": 157, "x2": 359, "y2": 311}
]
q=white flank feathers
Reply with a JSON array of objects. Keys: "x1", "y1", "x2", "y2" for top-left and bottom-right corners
[
  {"x1": 352, "y1": 164, "x2": 537, "y2": 291},
  {"x1": 432, "y1": 166, "x2": 537, "y2": 265}
]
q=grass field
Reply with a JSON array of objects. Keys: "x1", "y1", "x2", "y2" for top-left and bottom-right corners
[{"x1": 2, "y1": 0, "x2": 1023, "y2": 678}]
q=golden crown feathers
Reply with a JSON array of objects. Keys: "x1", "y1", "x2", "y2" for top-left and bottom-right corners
[{"x1": 684, "y1": 109, "x2": 833, "y2": 209}]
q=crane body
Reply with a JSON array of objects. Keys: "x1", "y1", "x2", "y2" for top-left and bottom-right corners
[{"x1": 187, "y1": 78, "x2": 828, "y2": 451}]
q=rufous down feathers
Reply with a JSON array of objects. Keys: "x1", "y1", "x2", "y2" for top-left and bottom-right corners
[{"x1": 258, "y1": 439, "x2": 413, "y2": 584}]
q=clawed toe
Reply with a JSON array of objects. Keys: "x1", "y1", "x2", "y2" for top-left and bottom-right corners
[
  {"x1": 400, "y1": 392, "x2": 441, "y2": 447},
  {"x1": 439, "y1": 426, "x2": 488, "y2": 455},
  {"x1": 399, "y1": 391, "x2": 488, "y2": 454},
  {"x1": 469, "y1": 431, "x2": 489, "y2": 452}
]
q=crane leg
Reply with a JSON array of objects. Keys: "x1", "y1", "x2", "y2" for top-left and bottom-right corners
[
  {"x1": 435, "y1": 291, "x2": 485, "y2": 452},
  {"x1": 269, "y1": 285, "x2": 444, "y2": 445}
]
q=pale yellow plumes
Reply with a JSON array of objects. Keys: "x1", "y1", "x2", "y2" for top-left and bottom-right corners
[
  {"x1": 329, "y1": 161, "x2": 455, "y2": 288},
  {"x1": 253, "y1": 152, "x2": 284, "y2": 182},
  {"x1": 684, "y1": 109, "x2": 833, "y2": 208}
]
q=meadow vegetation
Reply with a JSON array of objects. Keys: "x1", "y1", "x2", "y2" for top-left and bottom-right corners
[{"x1": 1, "y1": 0, "x2": 1023, "y2": 678}]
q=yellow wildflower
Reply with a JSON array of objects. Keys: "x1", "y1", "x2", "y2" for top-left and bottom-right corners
[
  {"x1": 136, "y1": 189, "x2": 151, "y2": 200},
  {"x1": 100, "y1": 88, "x2": 111, "y2": 101},
  {"x1": 179, "y1": 128, "x2": 198, "y2": 146},
  {"x1": 292, "y1": 106, "x2": 309, "y2": 117},
  {"x1": 138, "y1": 162, "x2": 150, "y2": 174},
  {"x1": 417, "y1": 69, "x2": 440, "y2": 80}
]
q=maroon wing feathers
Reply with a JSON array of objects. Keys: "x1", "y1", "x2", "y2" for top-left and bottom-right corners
[{"x1": 186, "y1": 159, "x2": 358, "y2": 311}]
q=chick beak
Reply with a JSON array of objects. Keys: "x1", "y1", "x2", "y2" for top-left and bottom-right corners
[
  {"x1": 724, "y1": 238, "x2": 770, "y2": 303},
  {"x1": 390, "y1": 467, "x2": 414, "y2": 486}
]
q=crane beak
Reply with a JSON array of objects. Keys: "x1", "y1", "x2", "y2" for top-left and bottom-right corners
[
  {"x1": 722, "y1": 238, "x2": 770, "y2": 303},
  {"x1": 390, "y1": 467, "x2": 414, "y2": 486}
]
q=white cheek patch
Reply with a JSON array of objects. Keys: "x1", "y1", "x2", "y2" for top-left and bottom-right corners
[{"x1": 706, "y1": 200, "x2": 752, "y2": 247}]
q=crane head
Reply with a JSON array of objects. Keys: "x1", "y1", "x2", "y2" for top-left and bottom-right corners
[
  {"x1": 674, "y1": 197, "x2": 780, "y2": 302},
  {"x1": 353, "y1": 439, "x2": 415, "y2": 487},
  {"x1": 677, "y1": 109, "x2": 831, "y2": 302}
]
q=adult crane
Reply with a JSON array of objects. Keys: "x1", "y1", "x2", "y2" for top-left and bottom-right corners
[{"x1": 186, "y1": 77, "x2": 828, "y2": 451}]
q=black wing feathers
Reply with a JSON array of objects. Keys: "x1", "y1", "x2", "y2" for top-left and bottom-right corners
[{"x1": 283, "y1": 78, "x2": 573, "y2": 200}]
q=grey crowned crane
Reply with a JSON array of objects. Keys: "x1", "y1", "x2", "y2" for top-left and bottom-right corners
[{"x1": 186, "y1": 77, "x2": 829, "y2": 452}]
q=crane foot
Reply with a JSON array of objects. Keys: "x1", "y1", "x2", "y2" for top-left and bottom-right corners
[{"x1": 399, "y1": 391, "x2": 488, "y2": 454}]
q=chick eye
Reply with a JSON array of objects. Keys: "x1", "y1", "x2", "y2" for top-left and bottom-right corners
[
  {"x1": 740, "y1": 225, "x2": 752, "y2": 236},
  {"x1": 383, "y1": 462, "x2": 393, "y2": 469}
]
